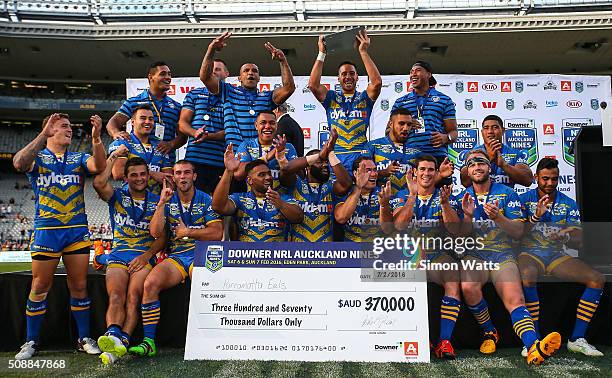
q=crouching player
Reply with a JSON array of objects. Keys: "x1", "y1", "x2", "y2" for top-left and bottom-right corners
[
  {"x1": 519, "y1": 157, "x2": 605, "y2": 356},
  {"x1": 129, "y1": 160, "x2": 223, "y2": 356},
  {"x1": 93, "y1": 151, "x2": 166, "y2": 365},
  {"x1": 459, "y1": 149, "x2": 561, "y2": 365}
]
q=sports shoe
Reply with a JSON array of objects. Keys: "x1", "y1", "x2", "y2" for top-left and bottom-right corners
[
  {"x1": 567, "y1": 338, "x2": 604, "y2": 357},
  {"x1": 521, "y1": 346, "x2": 528, "y2": 357},
  {"x1": 128, "y1": 337, "x2": 157, "y2": 357},
  {"x1": 99, "y1": 352, "x2": 117, "y2": 365},
  {"x1": 434, "y1": 339, "x2": 456, "y2": 360},
  {"x1": 97, "y1": 333, "x2": 127, "y2": 357},
  {"x1": 479, "y1": 330, "x2": 499, "y2": 354},
  {"x1": 527, "y1": 331, "x2": 561, "y2": 366},
  {"x1": 15, "y1": 341, "x2": 37, "y2": 360},
  {"x1": 78, "y1": 337, "x2": 101, "y2": 355}
]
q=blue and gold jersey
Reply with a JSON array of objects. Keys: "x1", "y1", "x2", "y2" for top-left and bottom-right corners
[
  {"x1": 165, "y1": 190, "x2": 222, "y2": 254},
  {"x1": 108, "y1": 187, "x2": 159, "y2": 254},
  {"x1": 457, "y1": 182, "x2": 524, "y2": 254},
  {"x1": 520, "y1": 189, "x2": 580, "y2": 254},
  {"x1": 237, "y1": 138, "x2": 297, "y2": 190},
  {"x1": 365, "y1": 136, "x2": 421, "y2": 195},
  {"x1": 290, "y1": 176, "x2": 335, "y2": 242},
  {"x1": 322, "y1": 90, "x2": 374, "y2": 154},
  {"x1": 474, "y1": 143, "x2": 528, "y2": 188},
  {"x1": 336, "y1": 186, "x2": 381, "y2": 242},
  {"x1": 229, "y1": 191, "x2": 297, "y2": 242},
  {"x1": 108, "y1": 134, "x2": 172, "y2": 194},
  {"x1": 27, "y1": 149, "x2": 91, "y2": 229}
]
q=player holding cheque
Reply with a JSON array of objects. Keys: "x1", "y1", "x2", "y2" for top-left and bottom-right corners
[
  {"x1": 518, "y1": 157, "x2": 605, "y2": 357},
  {"x1": 129, "y1": 160, "x2": 223, "y2": 357},
  {"x1": 458, "y1": 150, "x2": 561, "y2": 366},
  {"x1": 93, "y1": 152, "x2": 167, "y2": 365}
]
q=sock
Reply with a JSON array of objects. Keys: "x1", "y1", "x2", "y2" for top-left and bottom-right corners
[
  {"x1": 70, "y1": 297, "x2": 91, "y2": 339},
  {"x1": 95, "y1": 253, "x2": 108, "y2": 266},
  {"x1": 511, "y1": 306, "x2": 538, "y2": 350},
  {"x1": 523, "y1": 286, "x2": 541, "y2": 338},
  {"x1": 467, "y1": 299, "x2": 496, "y2": 333},
  {"x1": 25, "y1": 297, "x2": 48, "y2": 343},
  {"x1": 142, "y1": 301, "x2": 161, "y2": 340},
  {"x1": 107, "y1": 324, "x2": 122, "y2": 337},
  {"x1": 570, "y1": 287, "x2": 603, "y2": 341},
  {"x1": 439, "y1": 296, "x2": 461, "y2": 342},
  {"x1": 120, "y1": 331, "x2": 130, "y2": 347}
]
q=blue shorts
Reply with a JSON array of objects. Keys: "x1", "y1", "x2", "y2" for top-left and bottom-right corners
[
  {"x1": 166, "y1": 252, "x2": 195, "y2": 280},
  {"x1": 519, "y1": 250, "x2": 572, "y2": 274},
  {"x1": 30, "y1": 226, "x2": 90, "y2": 260},
  {"x1": 465, "y1": 250, "x2": 516, "y2": 269},
  {"x1": 107, "y1": 250, "x2": 155, "y2": 271}
]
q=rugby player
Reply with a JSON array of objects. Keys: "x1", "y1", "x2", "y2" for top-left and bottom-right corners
[
  {"x1": 460, "y1": 115, "x2": 533, "y2": 188},
  {"x1": 234, "y1": 111, "x2": 298, "y2": 190},
  {"x1": 280, "y1": 129, "x2": 352, "y2": 241},
  {"x1": 13, "y1": 113, "x2": 106, "y2": 359},
  {"x1": 178, "y1": 59, "x2": 230, "y2": 194},
  {"x1": 519, "y1": 157, "x2": 605, "y2": 356},
  {"x1": 200, "y1": 32, "x2": 295, "y2": 142},
  {"x1": 334, "y1": 157, "x2": 384, "y2": 241},
  {"x1": 212, "y1": 145, "x2": 304, "y2": 241},
  {"x1": 108, "y1": 105, "x2": 173, "y2": 194},
  {"x1": 129, "y1": 160, "x2": 223, "y2": 357},
  {"x1": 458, "y1": 149, "x2": 560, "y2": 365},
  {"x1": 93, "y1": 154, "x2": 166, "y2": 365},
  {"x1": 308, "y1": 29, "x2": 382, "y2": 172},
  {"x1": 106, "y1": 61, "x2": 185, "y2": 158},
  {"x1": 387, "y1": 155, "x2": 462, "y2": 359}
]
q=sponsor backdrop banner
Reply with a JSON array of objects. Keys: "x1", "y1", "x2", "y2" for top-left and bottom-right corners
[
  {"x1": 185, "y1": 241, "x2": 430, "y2": 362},
  {"x1": 127, "y1": 75, "x2": 611, "y2": 199}
]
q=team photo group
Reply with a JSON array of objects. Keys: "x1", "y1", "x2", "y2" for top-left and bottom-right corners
[{"x1": 11, "y1": 30, "x2": 605, "y2": 367}]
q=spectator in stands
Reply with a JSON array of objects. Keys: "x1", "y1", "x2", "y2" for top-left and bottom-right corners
[
  {"x1": 273, "y1": 103, "x2": 304, "y2": 157},
  {"x1": 199, "y1": 32, "x2": 295, "y2": 145},
  {"x1": 0, "y1": 204, "x2": 5, "y2": 218},
  {"x1": 106, "y1": 62, "x2": 185, "y2": 159},
  {"x1": 6, "y1": 204, "x2": 12, "y2": 214}
]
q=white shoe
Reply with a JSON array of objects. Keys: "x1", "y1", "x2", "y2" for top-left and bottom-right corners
[
  {"x1": 97, "y1": 334, "x2": 127, "y2": 357},
  {"x1": 15, "y1": 341, "x2": 37, "y2": 360},
  {"x1": 521, "y1": 346, "x2": 528, "y2": 357},
  {"x1": 99, "y1": 352, "x2": 117, "y2": 365},
  {"x1": 78, "y1": 337, "x2": 101, "y2": 355},
  {"x1": 567, "y1": 338, "x2": 604, "y2": 356}
]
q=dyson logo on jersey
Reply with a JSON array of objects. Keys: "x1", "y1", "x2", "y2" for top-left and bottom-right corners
[
  {"x1": 347, "y1": 214, "x2": 379, "y2": 226},
  {"x1": 113, "y1": 213, "x2": 149, "y2": 230},
  {"x1": 37, "y1": 172, "x2": 81, "y2": 187}
]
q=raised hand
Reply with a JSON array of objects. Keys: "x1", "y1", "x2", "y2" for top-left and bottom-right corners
[
  {"x1": 485, "y1": 139, "x2": 502, "y2": 164},
  {"x1": 113, "y1": 131, "x2": 131, "y2": 141},
  {"x1": 378, "y1": 181, "x2": 392, "y2": 206},
  {"x1": 535, "y1": 194, "x2": 551, "y2": 219},
  {"x1": 462, "y1": 193, "x2": 475, "y2": 218},
  {"x1": 317, "y1": 35, "x2": 327, "y2": 53},
  {"x1": 273, "y1": 134, "x2": 287, "y2": 154},
  {"x1": 159, "y1": 178, "x2": 174, "y2": 204},
  {"x1": 224, "y1": 143, "x2": 241, "y2": 172},
  {"x1": 319, "y1": 128, "x2": 338, "y2": 161},
  {"x1": 405, "y1": 167, "x2": 418, "y2": 196},
  {"x1": 383, "y1": 161, "x2": 400, "y2": 177},
  {"x1": 42, "y1": 113, "x2": 61, "y2": 138},
  {"x1": 355, "y1": 164, "x2": 369, "y2": 189},
  {"x1": 355, "y1": 29, "x2": 371, "y2": 53},
  {"x1": 193, "y1": 126, "x2": 208, "y2": 144},
  {"x1": 439, "y1": 157, "x2": 454, "y2": 178},
  {"x1": 483, "y1": 199, "x2": 500, "y2": 220},
  {"x1": 110, "y1": 144, "x2": 129, "y2": 159},
  {"x1": 209, "y1": 32, "x2": 232, "y2": 52},
  {"x1": 90, "y1": 115, "x2": 103, "y2": 139},
  {"x1": 440, "y1": 184, "x2": 452, "y2": 205},
  {"x1": 266, "y1": 187, "x2": 283, "y2": 208},
  {"x1": 173, "y1": 218, "x2": 190, "y2": 240},
  {"x1": 264, "y1": 42, "x2": 286, "y2": 63}
]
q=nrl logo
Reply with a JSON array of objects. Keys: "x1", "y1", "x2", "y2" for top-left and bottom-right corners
[
  {"x1": 515, "y1": 81, "x2": 524, "y2": 93},
  {"x1": 575, "y1": 81, "x2": 584, "y2": 93},
  {"x1": 381, "y1": 99, "x2": 389, "y2": 111},
  {"x1": 464, "y1": 99, "x2": 473, "y2": 111},
  {"x1": 506, "y1": 99, "x2": 514, "y2": 111},
  {"x1": 455, "y1": 81, "x2": 464, "y2": 93},
  {"x1": 591, "y1": 99, "x2": 599, "y2": 110},
  {"x1": 205, "y1": 245, "x2": 224, "y2": 273},
  {"x1": 505, "y1": 119, "x2": 538, "y2": 166},
  {"x1": 394, "y1": 81, "x2": 403, "y2": 93}
]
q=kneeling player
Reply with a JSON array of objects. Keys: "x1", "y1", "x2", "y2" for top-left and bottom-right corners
[
  {"x1": 129, "y1": 160, "x2": 223, "y2": 356},
  {"x1": 93, "y1": 152, "x2": 166, "y2": 364},
  {"x1": 519, "y1": 157, "x2": 605, "y2": 356},
  {"x1": 459, "y1": 150, "x2": 560, "y2": 365}
]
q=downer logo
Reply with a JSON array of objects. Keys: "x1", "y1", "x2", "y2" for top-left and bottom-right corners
[
  {"x1": 482, "y1": 83, "x2": 497, "y2": 91},
  {"x1": 566, "y1": 100, "x2": 582, "y2": 108},
  {"x1": 374, "y1": 344, "x2": 400, "y2": 351}
]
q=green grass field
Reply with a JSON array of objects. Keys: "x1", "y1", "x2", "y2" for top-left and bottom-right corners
[
  {"x1": 0, "y1": 262, "x2": 33, "y2": 273},
  {"x1": 1, "y1": 347, "x2": 611, "y2": 377}
]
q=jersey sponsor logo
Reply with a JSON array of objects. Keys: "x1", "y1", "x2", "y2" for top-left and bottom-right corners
[
  {"x1": 329, "y1": 108, "x2": 367, "y2": 120},
  {"x1": 36, "y1": 172, "x2": 81, "y2": 188},
  {"x1": 240, "y1": 218, "x2": 284, "y2": 230},
  {"x1": 505, "y1": 118, "x2": 538, "y2": 166},
  {"x1": 299, "y1": 202, "x2": 332, "y2": 214},
  {"x1": 561, "y1": 80, "x2": 572, "y2": 91},
  {"x1": 412, "y1": 217, "x2": 441, "y2": 228},
  {"x1": 448, "y1": 119, "x2": 479, "y2": 166},
  {"x1": 347, "y1": 214, "x2": 379, "y2": 226},
  {"x1": 113, "y1": 212, "x2": 149, "y2": 230}
]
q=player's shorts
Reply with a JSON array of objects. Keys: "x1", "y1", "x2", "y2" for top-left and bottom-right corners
[
  {"x1": 519, "y1": 250, "x2": 572, "y2": 274},
  {"x1": 30, "y1": 226, "x2": 90, "y2": 260},
  {"x1": 107, "y1": 250, "x2": 154, "y2": 271},
  {"x1": 464, "y1": 250, "x2": 516, "y2": 270},
  {"x1": 166, "y1": 252, "x2": 195, "y2": 281},
  {"x1": 425, "y1": 250, "x2": 458, "y2": 265}
]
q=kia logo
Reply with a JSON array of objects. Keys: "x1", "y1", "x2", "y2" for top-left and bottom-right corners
[
  {"x1": 566, "y1": 100, "x2": 582, "y2": 108},
  {"x1": 482, "y1": 83, "x2": 497, "y2": 91}
]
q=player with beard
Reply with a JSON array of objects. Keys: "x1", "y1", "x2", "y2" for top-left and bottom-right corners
[
  {"x1": 106, "y1": 62, "x2": 185, "y2": 160},
  {"x1": 458, "y1": 149, "x2": 561, "y2": 365},
  {"x1": 518, "y1": 157, "x2": 604, "y2": 357},
  {"x1": 129, "y1": 160, "x2": 223, "y2": 357},
  {"x1": 334, "y1": 157, "x2": 386, "y2": 241},
  {"x1": 213, "y1": 146, "x2": 304, "y2": 241},
  {"x1": 93, "y1": 155, "x2": 167, "y2": 365},
  {"x1": 234, "y1": 111, "x2": 297, "y2": 190},
  {"x1": 13, "y1": 113, "x2": 106, "y2": 359},
  {"x1": 280, "y1": 129, "x2": 352, "y2": 242},
  {"x1": 107, "y1": 105, "x2": 173, "y2": 195},
  {"x1": 386, "y1": 155, "x2": 462, "y2": 359},
  {"x1": 308, "y1": 29, "x2": 382, "y2": 172},
  {"x1": 391, "y1": 61, "x2": 457, "y2": 169},
  {"x1": 200, "y1": 32, "x2": 295, "y2": 142},
  {"x1": 366, "y1": 108, "x2": 454, "y2": 195},
  {"x1": 460, "y1": 115, "x2": 533, "y2": 189}
]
